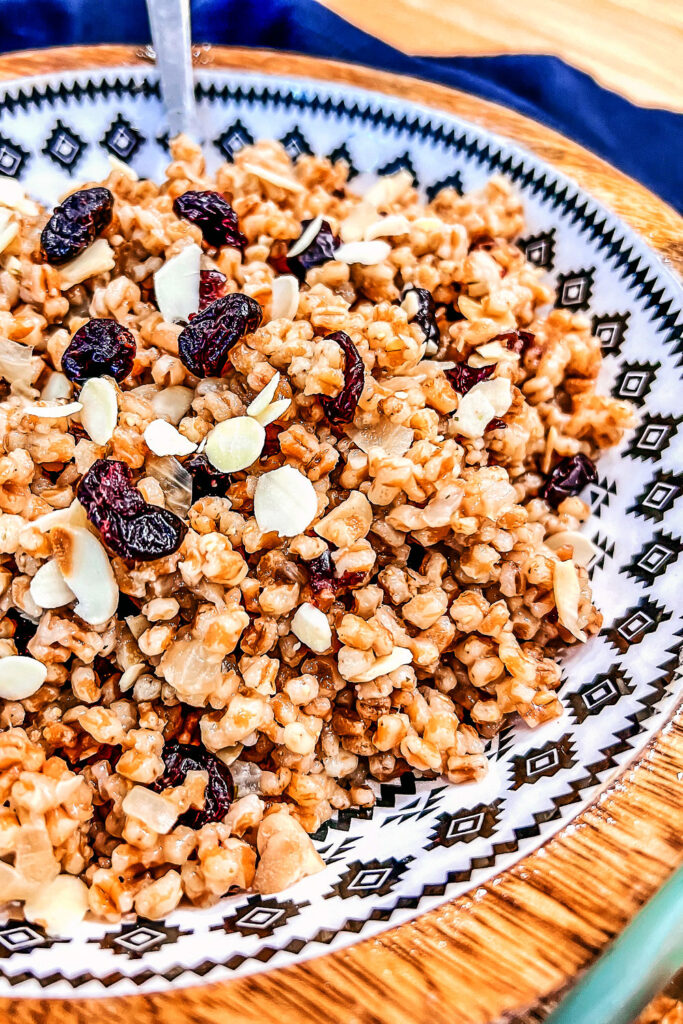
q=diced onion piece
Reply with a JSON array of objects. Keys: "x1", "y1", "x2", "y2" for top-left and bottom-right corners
[
  {"x1": 347, "y1": 419, "x2": 413, "y2": 458},
  {"x1": 451, "y1": 377, "x2": 512, "y2": 439},
  {"x1": 288, "y1": 216, "x2": 323, "y2": 258},
  {"x1": 254, "y1": 465, "x2": 318, "y2": 538},
  {"x1": 153, "y1": 243, "x2": 201, "y2": 323},
  {"x1": 247, "y1": 372, "x2": 281, "y2": 418},
  {"x1": 553, "y1": 559, "x2": 586, "y2": 642},
  {"x1": 24, "y1": 875, "x2": 89, "y2": 937},
  {"x1": 354, "y1": 646, "x2": 413, "y2": 682},
  {"x1": 41, "y1": 371, "x2": 72, "y2": 402},
  {"x1": 364, "y1": 214, "x2": 411, "y2": 240},
  {"x1": 545, "y1": 531, "x2": 598, "y2": 568},
  {"x1": 340, "y1": 200, "x2": 377, "y2": 243},
  {"x1": 144, "y1": 418, "x2": 197, "y2": 457},
  {"x1": 51, "y1": 525, "x2": 119, "y2": 626},
  {"x1": 334, "y1": 240, "x2": 391, "y2": 266},
  {"x1": 79, "y1": 376, "x2": 118, "y2": 445},
  {"x1": 252, "y1": 397, "x2": 291, "y2": 427},
  {"x1": 29, "y1": 559, "x2": 75, "y2": 610},
  {"x1": 0, "y1": 175, "x2": 39, "y2": 216},
  {"x1": 270, "y1": 275, "x2": 299, "y2": 321},
  {"x1": 58, "y1": 238, "x2": 115, "y2": 290},
  {"x1": 205, "y1": 416, "x2": 265, "y2": 473},
  {"x1": 122, "y1": 786, "x2": 178, "y2": 834},
  {"x1": 0, "y1": 655, "x2": 47, "y2": 699},
  {"x1": 291, "y1": 603, "x2": 332, "y2": 653},
  {"x1": 23, "y1": 399, "x2": 82, "y2": 419},
  {"x1": 364, "y1": 170, "x2": 413, "y2": 209},
  {"x1": 242, "y1": 162, "x2": 304, "y2": 193}
]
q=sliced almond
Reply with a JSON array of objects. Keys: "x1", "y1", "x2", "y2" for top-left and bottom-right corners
[
  {"x1": 334, "y1": 240, "x2": 392, "y2": 266},
  {"x1": 31, "y1": 499, "x2": 90, "y2": 534},
  {"x1": 205, "y1": 416, "x2": 265, "y2": 473},
  {"x1": 400, "y1": 289, "x2": 420, "y2": 320},
  {"x1": 29, "y1": 559, "x2": 75, "y2": 610},
  {"x1": 254, "y1": 465, "x2": 318, "y2": 538},
  {"x1": 144, "y1": 418, "x2": 197, "y2": 457},
  {"x1": 153, "y1": 243, "x2": 201, "y2": 323},
  {"x1": 291, "y1": 603, "x2": 332, "y2": 653},
  {"x1": 0, "y1": 176, "x2": 39, "y2": 216},
  {"x1": 41, "y1": 371, "x2": 72, "y2": 402},
  {"x1": 553, "y1": 559, "x2": 586, "y2": 642},
  {"x1": 51, "y1": 525, "x2": 118, "y2": 626},
  {"x1": 24, "y1": 874, "x2": 90, "y2": 937},
  {"x1": 347, "y1": 420, "x2": 413, "y2": 458},
  {"x1": 252, "y1": 397, "x2": 291, "y2": 427},
  {"x1": 451, "y1": 377, "x2": 512, "y2": 439},
  {"x1": 242, "y1": 162, "x2": 304, "y2": 193},
  {"x1": 119, "y1": 663, "x2": 146, "y2": 693},
  {"x1": 247, "y1": 372, "x2": 281, "y2": 418},
  {"x1": 545, "y1": 531, "x2": 598, "y2": 568},
  {"x1": 0, "y1": 655, "x2": 48, "y2": 700},
  {"x1": 340, "y1": 200, "x2": 377, "y2": 243},
  {"x1": 80, "y1": 376, "x2": 118, "y2": 445},
  {"x1": 270, "y1": 276, "x2": 299, "y2": 321},
  {"x1": 364, "y1": 214, "x2": 411, "y2": 240},
  {"x1": 469, "y1": 340, "x2": 520, "y2": 368},
  {"x1": 108, "y1": 154, "x2": 138, "y2": 180},
  {"x1": 23, "y1": 399, "x2": 82, "y2": 419},
  {"x1": 288, "y1": 216, "x2": 323, "y2": 258},
  {"x1": 59, "y1": 238, "x2": 115, "y2": 291},
  {"x1": 364, "y1": 170, "x2": 413, "y2": 209},
  {"x1": 0, "y1": 216, "x2": 18, "y2": 256},
  {"x1": 457, "y1": 295, "x2": 483, "y2": 321},
  {"x1": 354, "y1": 646, "x2": 413, "y2": 683}
]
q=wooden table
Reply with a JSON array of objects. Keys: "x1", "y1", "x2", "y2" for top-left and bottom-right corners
[
  {"x1": 321, "y1": 0, "x2": 683, "y2": 111},
  {"x1": 0, "y1": 44, "x2": 681, "y2": 1024}
]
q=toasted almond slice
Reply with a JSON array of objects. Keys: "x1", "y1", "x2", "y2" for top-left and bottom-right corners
[
  {"x1": 545, "y1": 531, "x2": 598, "y2": 567},
  {"x1": 288, "y1": 216, "x2": 323, "y2": 258},
  {"x1": 476, "y1": 377, "x2": 513, "y2": 417},
  {"x1": 0, "y1": 655, "x2": 48, "y2": 700},
  {"x1": 247, "y1": 373, "x2": 281, "y2": 418},
  {"x1": 51, "y1": 525, "x2": 118, "y2": 626},
  {"x1": 0, "y1": 218, "x2": 18, "y2": 255},
  {"x1": 364, "y1": 214, "x2": 411, "y2": 240},
  {"x1": 400, "y1": 289, "x2": 420, "y2": 320},
  {"x1": 553, "y1": 559, "x2": 586, "y2": 642},
  {"x1": 451, "y1": 377, "x2": 512, "y2": 439},
  {"x1": 347, "y1": 420, "x2": 413, "y2": 458},
  {"x1": 23, "y1": 399, "x2": 82, "y2": 419},
  {"x1": 364, "y1": 170, "x2": 413, "y2": 209},
  {"x1": 0, "y1": 176, "x2": 39, "y2": 216},
  {"x1": 205, "y1": 416, "x2": 265, "y2": 473},
  {"x1": 291, "y1": 603, "x2": 332, "y2": 653},
  {"x1": 29, "y1": 560, "x2": 75, "y2": 610},
  {"x1": 144, "y1": 418, "x2": 197, "y2": 457},
  {"x1": 412, "y1": 216, "x2": 447, "y2": 232},
  {"x1": 153, "y1": 243, "x2": 201, "y2": 323},
  {"x1": 354, "y1": 646, "x2": 413, "y2": 682},
  {"x1": 254, "y1": 465, "x2": 318, "y2": 537},
  {"x1": 457, "y1": 295, "x2": 483, "y2": 321},
  {"x1": 334, "y1": 240, "x2": 392, "y2": 266},
  {"x1": 118, "y1": 663, "x2": 146, "y2": 693},
  {"x1": 270, "y1": 276, "x2": 299, "y2": 321},
  {"x1": 80, "y1": 377, "x2": 118, "y2": 445},
  {"x1": 24, "y1": 874, "x2": 89, "y2": 937},
  {"x1": 108, "y1": 154, "x2": 138, "y2": 180},
  {"x1": 469, "y1": 340, "x2": 520, "y2": 368},
  {"x1": 252, "y1": 397, "x2": 291, "y2": 427},
  {"x1": 31, "y1": 499, "x2": 90, "y2": 534},
  {"x1": 41, "y1": 371, "x2": 72, "y2": 402},
  {"x1": 59, "y1": 238, "x2": 115, "y2": 290},
  {"x1": 242, "y1": 162, "x2": 305, "y2": 193},
  {"x1": 340, "y1": 200, "x2": 377, "y2": 243}
]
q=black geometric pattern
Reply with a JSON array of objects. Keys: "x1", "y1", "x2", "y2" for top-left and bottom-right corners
[
  {"x1": 625, "y1": 414, "x2": 680, "y2": 461},
  {"x1": 0, "y1": 134, "x2": 29, "y2": 178},
  {"x1": 42, "y1": 120, "x2": 86, "y2": 171},
  {"x1": 628, "y1": 471, "x2": 682, "y2": 523},
  {"x1": 279, "y1": 126, "x2": 312, "y2": 160},
  {"x1": 101, "y1": 114, "x2": 144, "y2": 161},
  {"x1": 518, "y1": 228, "x2": 556, "y2": 268},
  {"x1": 93, "y1": 921, "x2": 190, "y2": 960},
  {"x1": 328, "y1": 141, "x2": 359, "y2": 178},
  {"x1": 606, "y1": 598, "x2": 672, "y2": 653},
  {"x1": 569, "y1": 669, "x2": 635, "y2": 724},
  {"x1": 509, "y1": 735, "x2": 577, "y2": 790},
  {"x1": 216, "y1": 119, "x2": 255, "y2": 161},
  {"x1": 377, "y1": 150, "x2": 417, "y2": 183},
  {"x1": 426, "y1": 171, "x2": 462, "y2": 200},
  {"x1": 612, "y1": 361, "x2": 659, "y2": 405},
  {"x1": 623, "y1": 530, "x2": 680, "y2": 583},
  {"x1": 326, "y1": 857, "x2": 412, "y2": 900},
  {"x1": 592, "y1": 312, "x2": 629, "y2": 354},
  {"x1": 0, "y1": 923, "x2": 63, "y2": 956},
  {"x1": 219, "y1": 896, "x2": 306, "y2": 937},
  {"x1": 555, "y1": 267, "x2": 595, "y2": 311},
  {"x1": 427, "y1": 800, "x2": 503, "y2": 848}
]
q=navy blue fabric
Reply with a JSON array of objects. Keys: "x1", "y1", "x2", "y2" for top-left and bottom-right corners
[{"x1": 0, "y1": 0, "x2": 680, "y2": 212}]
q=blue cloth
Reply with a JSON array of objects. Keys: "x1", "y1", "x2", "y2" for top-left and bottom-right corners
[{"x1": 0, "y1": 0, "x2": 680, "y2": 212}]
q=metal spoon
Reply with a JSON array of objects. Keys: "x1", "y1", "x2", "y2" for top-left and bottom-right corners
[{"x1": 146, "y1": 0, "x2": 196, "y2": 138}]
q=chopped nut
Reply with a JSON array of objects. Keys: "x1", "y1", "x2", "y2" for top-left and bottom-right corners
[
  {"x1": 253, "y1": 810, "x2": 324, "y2": 893},
  {"x1": 315, "y1": 490, "x2": 372, "y2": 546},
  {"x1": 247, "y1": 372, "x2": 281, "y2": 418},
  {"x1": 451, "y1": 377, "x2": 512, "y2": 439},
  {"x1": 242, "y1": 162, "x2": 305, "y2": 193}
]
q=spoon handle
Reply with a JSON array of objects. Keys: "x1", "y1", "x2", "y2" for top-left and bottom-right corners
[{"x1": 146, "y1": 0, "x2": 196, "y2": 138}]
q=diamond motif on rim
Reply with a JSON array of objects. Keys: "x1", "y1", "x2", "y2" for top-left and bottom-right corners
[
  {"x1": 592, "y1": 312, "x2": 629, "y2": 354},
  {"x1": 101, "y1": 114, "x2": 144, "y2": 161},
  {"x1": 555, "y1": 268, "x2": 595, "y2": 311},
  {"x1": 43, "y1": 120, "x2": 86, "y2": 171},
  {"x1": 518, "y1": 228, "x2": 556, "y2": 269},
  {"x1": 216, "y1": 119, "x2": 255, "y2": 161},
  {"x1": 0, "y1": 924, "x2": 52, "y2": 954},
  {"x1": 427, "y1": 800, "x2": 502, "y2": 848},
  {"x1": 569, "y1": 670, "x2": 635, "y2": 724},
  {"x1": 327, "y1": 857, "x2": 411, "y2": 899},
  {"x1": 0, "y1": 134, "x2": 29, "y2": 178},
  {"x1": 220, "y1": 896, "x2": 305, "y2": 937},
  {"x1": 510, "y1": 735, "x2": 577, "y2": 789}
]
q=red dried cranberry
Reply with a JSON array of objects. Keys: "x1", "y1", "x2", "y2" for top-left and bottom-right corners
[
  {"x1": 173, "y1": 190, "x2": 246, "y2": 252},
  {"x1": 445, "y1": 361, "x2": 494, "y2": 396},
  {"x1": 185, "y1": 453, "x2": 231, "y2": 499},
  {"x1": 320, "y1": 331, "x2": 365, "y2": 425},
  {"x1": 496, "y1": 330, "x2": 535, "y2": 355},
  {"x1": 541, "y1": 453, "x2": 597, "y2": 508},
  {"x1": 274, "y1": 219, "x2": 339, "y2": 282},
  {"x1": 198, "y1": 269, "x2": 227, "y2": 311},
  {"x1": 486, "y1": 417, "x2": 507, "y2": 432},
  {"x1": 62, "y1": 318, "x2": 136, "y2": 383},
  {"x1": 308, "y1": 550, "x2": 364, "y2": 600},
  {"x1": 41, "y1": 186, "x2": 114, "y2": 265},
  {"x1": 401, "y1": 286, "x2": 440, "y2": 350},
  {"x1": 178, "y1": 293, "x2": 262, "y2": 378},
  {"x1": 77, "y1": 459, "x2": 187, "y2": 561},
  {"x1": 152, "y1": 740, "x2": 234, "y2": 828}
]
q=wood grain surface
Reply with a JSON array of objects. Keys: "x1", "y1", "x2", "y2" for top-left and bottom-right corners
[
  {"x1": 0, "y1": 46, "x2": 681, "y2": 1024},
  {"x1": 319, "y1": 0, "x2": 683, "y2": 112}
]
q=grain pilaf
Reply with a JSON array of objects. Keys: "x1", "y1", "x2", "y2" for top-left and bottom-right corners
[{"x1": 0, "y1": 136, "x2": 633, "y2": 934}]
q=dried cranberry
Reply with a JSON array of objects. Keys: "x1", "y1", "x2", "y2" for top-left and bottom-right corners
[
  {"x1": 496, "y1": 330, "x2": 535, "y2": 355},
  {"x1": 274, "y1": 219, "x2": 339, "y2": 282},
  {"x1": 541, "y1": 453, "x2": 597, "y2": 508},
  {"x1": 185, "y1": 453, "x2": 231, "y2": 499},
  {"x1": 173, "y1": 190, "x2": 246, "y2": 251},
  {"x1": 486, "y1": 417, "x2": 507, "y2": 432},
  {"x1": 153, "y1": 740, "x2": 234, "y2": 828},
  {"x1": 198, "y1": 269, "x2": 227, "y2": 311},
  {"x1": 41, "y1": 186, "x2": 114, "y2": 265},
  {"x1": 401, "y1": 286, "x2": 440, "y2": 350},
  {"x1": 77, "y1": 459, "x2": 187, "y2": 561},
  {"x1": 3, "y1": 608, "x2": 37, "y2": 656},
  {"x1": 445, "y1": 361, "x2": 494, "y2": 396},
  {"x1": 443, "y1": 301, "x2": 466, "y2": 323},
  {"x1": 62, "y1": 318, "x2": 136, "y2": 384},
  {"x1": 308, "y1": 550, "x2": 364, "y2": 599},
  {"x1": 320, "y1": 331, "x2": 365, "y2": 425},
  {"x1": 178, "y1": 293, "x2": 262, "y2": 378}
]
